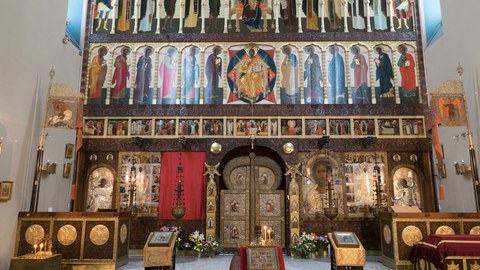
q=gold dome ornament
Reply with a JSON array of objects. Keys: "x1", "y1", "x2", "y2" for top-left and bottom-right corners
[
  {"x1": 210, "y1": 142, "x2": 222, "y2": 154},
  {"x1": 283, "y1": 143, "x2": 294, "y2": 154}
]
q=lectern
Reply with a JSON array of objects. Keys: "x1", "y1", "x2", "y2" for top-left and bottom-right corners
[{"x1": 328, "y1": 232, "x2": 365, "y2": 270}]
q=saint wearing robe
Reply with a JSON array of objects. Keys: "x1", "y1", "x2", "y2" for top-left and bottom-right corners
[
  {"x1": 204, "y1": 46, "x2": 223, "y2": 104},
  {"x1": 111, "y1": 47, "x2": 131, "y2": 105},
  {"x1": 374, "y1": 47, "x2": 394, "y2": 100},
  {"x1": 304, "y1": 46, "x2": 323, "y2": 104},
  {"x1": 139, "y1": 0, "x2": 155, "y2": 32},
  {"x1": 184, "y1": 0, "x2": 200, "y2": 28},
  {"x1": 280, "y1": 46, "x2": 299, "y2": 104},
  {"x1": 89, "y1": 46, "x2": 108, "y2": 104},
  {"x1": 280, "y1": 0, "x2": 296, "y2": 30},
  {"x1": 372, "y1": 0, "x2": 387, "y2": 30},
  {"x1": 117, "y1": 0, "x2": 132, "y2": 31},
  {"x1": 135, "y1": 47, "x2": 153, "y2": 104},
  {"x1": 302, "y1": 0, "x2": 319, "y2": 30},
  {"x1": 350, "y1": 46, "x2": 370, "y2": 104},
  {"x1": 242, "y1": 0, "x2": 262, "y2": 30},
  {"x1": 397, "y1": 45, "x2": 417, "y2": 100},
  {"x1": 181, "y1": 47, "x2": 200, "y2": 104},
  {"x1": 158, "y1": 47, "x2": 178, "y2": 104},
  {"x1": 327, "y1": 46, "x2": 346, "y2": 104}
]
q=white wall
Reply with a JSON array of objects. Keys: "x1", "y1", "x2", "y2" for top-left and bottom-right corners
[
  {"x1": 422, "y1": 0, "x2": 480, "y2": 212},
  {"x1": 0, "y1": 1, "x2": 82, "y2": 268}
]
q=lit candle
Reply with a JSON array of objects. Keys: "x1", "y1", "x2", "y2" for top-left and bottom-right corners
[
  {"x1": 34, "y1": 244, "x2": 37, "y2": 255},
  {"x1": 267, "y1": 229, "x2": 271, "y2": 241},
  {"x1": 39, "y1": 243, "x2": 44, "y2": 253},
  {"x1": 264, "y1": 225, "x2": 267, "y2": 240}
]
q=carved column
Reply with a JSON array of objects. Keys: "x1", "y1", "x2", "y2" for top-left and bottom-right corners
[
  {"x1": 320, "y1": 0, "x2": 326, "y2": 32},
  {"x1": 111, "y1": 0, "x2": 118, "y2": 34},
  {"x1": 387, "y1": 0, "x2": 395, "y2": 32},
  {"x1": 296, "y1": 0, "x2": 302, "y2": 33},
  {"x1": 156, "y1": 0, "x2": 162, "y2": 33},
  {"x1": 365, "y1": 0, "x2": 371, "y2": 32},
  {"x1": 179, "y1": 0, "x2": 185, "y2": 33},
  {"x1": 249, "y1": 152, "x2": 256, "y2": 242},
  {"x1": 342, "y1": 0, "x2": 348, "y2": 32},
  {"x1": 201, "y1": 0, "x2": 207, "y2": 33},
  {"x1": 204, "y1": 163, "x2": 221, "y2": 239},
  {"x1": 133, "y1": 0, "x2": 140, "y2": 33}
]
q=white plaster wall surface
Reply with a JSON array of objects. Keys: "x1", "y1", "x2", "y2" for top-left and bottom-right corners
[
  {"x1": 422, "y1": 0, "x2": 480, "y2": 212},
  {"x1": 0, "y1": 1, "x2": 82, "y2": 268}
]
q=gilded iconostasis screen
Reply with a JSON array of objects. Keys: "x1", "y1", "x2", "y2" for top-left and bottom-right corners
[{"x1": 82, "y1": 0, "x2": 427, "y2": 220}]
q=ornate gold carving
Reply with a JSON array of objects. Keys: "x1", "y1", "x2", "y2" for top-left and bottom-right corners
[
  {"x1": 383, "y1": 224, "x2": 392, "y2": 245},
  {"x1": 259, "y1": 193, "x2": 282, "y2": 217},
  {"x1": 223, "y1": 192, "x2": 247, "y2": 216},
  {"x1": 120, "y1": 224, "x2": 128, "y2": 244},
  {"x1": 470, "y1": 226, "x2": 480, "y2": 235},
  {"x1": 470, "y1": 261, "x2": 480, "y2": 270},
  {"x1": 429, "y1": 80, "x2": 464, "y2": 95},
  {"x1": 401, "y1": 226, "x2": 422, "y2": 247},
  {"x1": 57, "y1": 224, "x2": 77, "y2": 246},
  {"x1": 435, "y1": 225, "x2": 455, "y2": 235},
  {"x1": 49, "y1": 82, "x2": 84, "y2": 98},
  {"x1": 447, "y1": 261, "x2": 460, "y2": 270},
  {"x1": 89, "y1": 224, "x2": 110, "y2": 246},
  {"x1": 25, "y1": 224, "x2": 45, "y2": 245}
]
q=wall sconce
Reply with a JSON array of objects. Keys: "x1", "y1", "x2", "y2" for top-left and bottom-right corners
[
  {"x1": 40, "y1": 162, "x2": 57, "y2": 174},
  {"x1": 454, "y1": 161, "x2": 472, "y2": 175},
  {"x1": 62, "y1": 36, "x2": 70, "y2": 44}
]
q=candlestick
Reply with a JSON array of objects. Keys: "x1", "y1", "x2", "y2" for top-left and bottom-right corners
[{"x1": 264, "y1": 225, "x2": 267, "y2": 241}]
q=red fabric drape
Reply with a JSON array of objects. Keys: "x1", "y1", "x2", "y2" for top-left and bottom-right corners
[{"x1": 159, "y1": 152, "x2": 206, "y2": 220}]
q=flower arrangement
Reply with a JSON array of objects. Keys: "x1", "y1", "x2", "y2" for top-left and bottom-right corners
[
  {"x1": 188, "y1": 231, "x2": 223, "y2": 257},
  {"x1": 203, "y1": 239, "x2": 223, "y2": 256},
  {"x1": 289, "y1": 232, "x2": 329, "y2": 258},
  {"x1": 312, "y1": 233, "x2": 329, "y2": 254},
  {"x1": 189, "y1": 231, "x2": 206, "y2": 253}
]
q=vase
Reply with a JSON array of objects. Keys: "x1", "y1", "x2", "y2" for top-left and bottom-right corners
[
  {"x1": 317, "y1": 248, "x2": 323, "y2": 258},
  {"x1": 308, "y1": 252, "x2": 314, "y2": 259},
  {"x1": 323, "y1": 250, "x2": 328, "y2": 257},
  {"x1": 197, "y1": 252, "x2": 201, "y2": 259}
]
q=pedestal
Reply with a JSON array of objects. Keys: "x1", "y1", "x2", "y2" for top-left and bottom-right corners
[
  {"x1": 328, "y1": 232, "x2": 365, "y2": 270},
  {"x1": 10, "y1": 254, "x2": 62, "y2": 270},
  {"x1": 143, "y1": 232, "x2": 178, "y2": 270}
]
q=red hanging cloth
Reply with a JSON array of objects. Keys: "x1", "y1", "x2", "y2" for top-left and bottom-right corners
[{"x1": 159, "y1": 152, "x2": 206, "y2": 220}]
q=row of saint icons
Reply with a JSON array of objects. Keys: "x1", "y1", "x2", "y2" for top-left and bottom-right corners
[{"x1": 92, "y1": 0, "x2": 414, "y2": 34}]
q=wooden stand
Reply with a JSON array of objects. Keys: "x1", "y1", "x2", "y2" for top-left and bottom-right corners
[
  {"x1": 10, "y1": 254, "x2": 62, "y2": 270},
  {"x1": 328, "y1": 232, "x2": 365, "y2": 270},
  {"x1": 143, "y1": 232, "x2": 178, "y2": 270}
]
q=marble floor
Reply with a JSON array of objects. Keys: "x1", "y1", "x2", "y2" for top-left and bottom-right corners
[{"x1": 119, "y1": 252, "x2": 391, "y2": 270}]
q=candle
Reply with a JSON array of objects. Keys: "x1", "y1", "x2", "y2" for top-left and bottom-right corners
[
  {"x1": 263, "y1": 226, "x2": 267, "y2": 240},
  {"x1": 34, "y1": 244, "x2": 37, "y2": 255},
  {"x1": 39, "y1": 243, "x2": 44, "y2": 253},
  {"x1": 267, "y1": 229, "x2": 271, "y2": 241}
]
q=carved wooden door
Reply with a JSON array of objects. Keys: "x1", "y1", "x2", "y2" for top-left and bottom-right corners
[{"x1": 220, "y1": 154, "x2": 285, "y2": 248}]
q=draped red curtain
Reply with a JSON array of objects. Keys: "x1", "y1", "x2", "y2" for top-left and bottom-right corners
[{"x1": 159, "y1": 152, "x2": 206, "y2": 220}]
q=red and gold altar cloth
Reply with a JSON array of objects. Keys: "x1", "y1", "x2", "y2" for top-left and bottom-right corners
[{"x1": 409, "y1": 234, "x2": 480, "y2": 269}]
